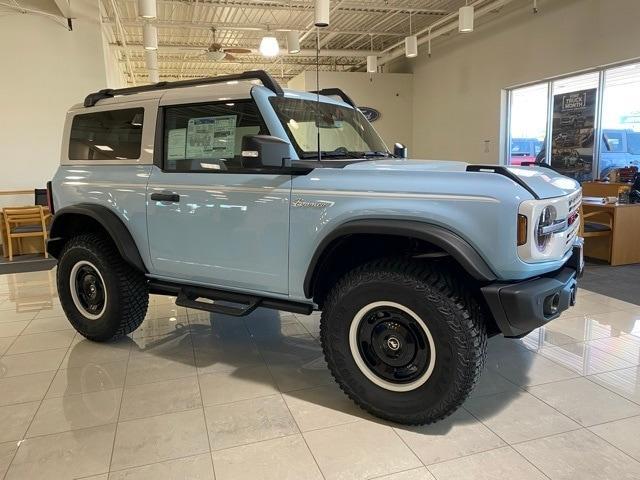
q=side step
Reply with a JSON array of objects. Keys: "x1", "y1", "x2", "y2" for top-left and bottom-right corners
[
  {"x1": 148, "y1": 279, "x2": 313, "y2": 317},
  {"x1": 175, "y1": 287, "x2": 261, "y2": 317}
]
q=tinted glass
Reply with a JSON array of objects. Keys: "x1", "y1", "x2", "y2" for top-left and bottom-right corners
[
  {"x1": 603, "y1": 131, "x2": 624, "y2": 152},
  {"x1": 69, "y1": 108, "x2": 144, "y2": 160},
  {"x1": 628, "y1": 132, "x2": 640, "y2": 155},
  {"x1": 269, "y1": 97, "x2": 387, "y2": 158},
  {"x1": 163, "y1": 101, "x2": 268, "y2": 172}
]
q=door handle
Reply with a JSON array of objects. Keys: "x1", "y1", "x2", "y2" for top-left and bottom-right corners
[{"x1": 150, "y1": 192, "x2": 180, "y2": 202}]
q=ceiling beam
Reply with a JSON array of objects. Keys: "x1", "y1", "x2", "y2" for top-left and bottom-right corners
[
  {"x1": 150, "y1": 0, "x2": 450, "y2": 16},
  {"x1": 53, "y1": 0, "x2": 72, "y2": 18},
  {"x1": 110, "y1": 43, "x2": 381, "y2": 57},
  {"x1": 104, "y1": 18, "x2": 406, "y2": 37}
]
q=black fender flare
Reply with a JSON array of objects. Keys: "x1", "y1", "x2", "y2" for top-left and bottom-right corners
[
  {"x1": 303, "y1": 219, "x2": 497, "y2": 298},
  {"x1": 46, "y1": 203, "x2": 147, "y2": 273}
]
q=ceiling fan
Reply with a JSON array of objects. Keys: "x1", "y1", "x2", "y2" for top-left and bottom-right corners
[{"x1": 199, "y1": 27, "x2": 252, "y2": 61}]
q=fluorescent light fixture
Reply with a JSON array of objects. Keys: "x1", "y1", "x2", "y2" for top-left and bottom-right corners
[
  {"x1": 286, "y1": 30, "x2": 300, "y2": 54},
  {"x1": 366, "y1": 55, "x2": 377, "y2": 73},
  {"x1": 94, "y1": 145, "x2": 113, "y2": 151},
  {"x1": 137, "y1": 0, "x2": 156, "y2": 18},
  {"x1": 405, "y1": 35, "x2": 417, "y2": 58},
  {"x1": 458, "y1": 5, "x2": 474, "y2": 33},
  {"x1": 315, "y1": 0, "x2": 330, "y2": 27},
  {"x1": 143, "y1": 23, "x2": 158, "y2": 50},
  {"x1": 259, "y1": 36, "x2": 279, "y2": 57}
]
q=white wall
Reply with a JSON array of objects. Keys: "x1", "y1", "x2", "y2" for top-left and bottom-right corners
[
  {"x1": 0, "y1": 0, "x2": 111, "y2": 195},
  {"x1": 407, "y1": 0, "x2": 640, "y2": 163},
  {"x1": 288, "y1": 71, "x2": 414, "y2": 152}
]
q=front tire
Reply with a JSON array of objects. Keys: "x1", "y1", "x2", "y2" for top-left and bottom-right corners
[
  {"x1": 320, "y1": 258, "x2": 487, "y2": 425},
  {"x1": 57, "y1": 233, "x2": 149, "y2": 342}
]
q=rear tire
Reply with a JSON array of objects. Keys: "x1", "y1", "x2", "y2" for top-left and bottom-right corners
[
  {"x1": 57, "y1": 233, "x2": 148, "y2": 342},
  {"x1": 320, "y1": 258, "x2": 487, "y2": 425}
]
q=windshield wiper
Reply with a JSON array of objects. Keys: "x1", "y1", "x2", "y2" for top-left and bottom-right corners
[
  {"x1": 361, "y1": 151, "x2": 392, "y2": 158},
  {"x1": 299, "y1": 151, "x2": 363, "y2": 159}
]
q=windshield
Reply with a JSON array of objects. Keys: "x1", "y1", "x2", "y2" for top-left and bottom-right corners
[{"x1": 269, "y1": 96, "x2": 389, "y2": 159}]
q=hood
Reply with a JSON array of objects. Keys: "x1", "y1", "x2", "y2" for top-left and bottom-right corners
[{"x1": 343, "y1": 159, "x2": 581, "y2": 199}]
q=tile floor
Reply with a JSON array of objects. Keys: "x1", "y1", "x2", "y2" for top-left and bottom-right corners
[{"x1": 0, "y1": 269, "x2": 640, "y2": 479}]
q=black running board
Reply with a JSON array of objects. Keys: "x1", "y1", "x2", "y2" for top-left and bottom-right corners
[{"x1": 148, "y1": 279, "x2": 313, "y2": 317}]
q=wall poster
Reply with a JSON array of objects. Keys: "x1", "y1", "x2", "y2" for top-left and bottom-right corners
[{"x1": 550, "y1": 88, "x2": 597, "y2": 182}]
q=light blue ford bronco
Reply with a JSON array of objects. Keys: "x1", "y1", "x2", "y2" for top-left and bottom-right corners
[{"x1": 47, "y1": 71, "x2": 583, "y2": 425}]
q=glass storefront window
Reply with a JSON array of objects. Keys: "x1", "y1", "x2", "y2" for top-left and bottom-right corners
[
  {"x1": 508, "y1": 83, "x2": 548, "y2": 165},
  {"x1": 598, "y1": 63, "x2": 640, "y2": 179}
]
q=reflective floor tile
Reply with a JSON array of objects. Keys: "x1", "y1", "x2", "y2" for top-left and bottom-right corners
[
  {"x1": 589, "y1": 415, "x2": 640, "y2": 462},
  {"x1": 588, "y1": 366, "x2": 640, "y2": 403},
  {"x1": 130, "y1": 315, "x2": 190, "y2": 340},
  {"x1": 538, "y1": 342, "x2": 634, "y2": 376},
  {"x1": 108, "y1": 453, "x2": 215, "y2": 480},
  {"x1": 0, "y1": 402, "x2": 40, "y2": 442},
  {"x1": 5, "y1": 330, "x2": 75, "y2": 355},
  {"x1": 294, "y1": 312, "x2": 321, "y2": 337},
  {"x1": 21, "y1": 315, "x2": 73, "y2": 335},
  {"x1": 514, "y1": 429, "x2": 640, "y2": 480},
  {"x1": 0, "y1": 310, "x2": 37, "y2": 324},
  {"x1": 394, "y1": 409, "x2": 505, "y2": 465},
  {"x1": 373, "y1": 467, "x2": 436, "y2": 480},
  {"x1": 125, "y1": 354, "x2": 197, "y2": 386},
  {"x1": 119, "y1": 376, "x2": 202, "y2": 421},
  {"x1": 46, "y1": 360, "x2": 128, "y2": 398},
  {"x1": 584, "y1": 335, "x2": 640, "y2": 365},
  {"x1": 304, "y1": 421, "x2": 422, "y2": 480},
  {"x1": 428, "y1": 446, "x2": 546, "y2": 480},
  {"x1": 211, "y1": 434, "x2": 323, "y2": 480},
  {"x1": 198, "y1": 365, "x2": 279, "y2": 406},
  {"x1": 32, "y1": 304, "x2": 67, "y2": 319},
  {"x1": 26, "y1": 389, "x2": 122, "y2": 437},
  {"x1": 0, "y1": 371, "x2": 56, "y2": 406},
  {"x1": 521, "y1": 327, "x2": 583, "y2": 349},
  {"x1": 527, "y1": 377, "x2": 640, "y2": 426},
  {"x1": 486, "y1": 345, "x2": 578, "y2": 387},
  {"x1": 0, "y1": 337, "x2": 14, "y2": 356},
  {"x1": 282, "y1": 383, "x2": 370, "y2": 432},
  {"x1": 245, "y1": 315, "x2": 309, "y2": 340},
  {"x1": 205, "y1": 394, "x2": 298, "y2": 450},
  {"x1": 192, "y1": 333, "x2": 265, "y2": 375},
  {"x1": 0, "y1": 441, "x2": 18, "y2": 479},
  {"x1": 465, "y1": 390, "x2": 580, "y2": 444},
  {"x1": 0, "y1": 348, "x2": 66, "y2": 377},
  {"x1": 579, "y1": 310, "x2": 640, "y2": 338},
  {"x1": 5, "y1": 424, "x2": 116, "y2": 480},
  {"x1": 111, "y1": 409, "x2": 209, "y2": 471},
  {"x1": 545, "y1": 313, "x2": 613, "y2": 342},
  {"x1": 0, "y1": 321, "x2": 29, "y2": 338},
  {"x1": 468, "y1": 367, "x2": 521, "y2": 399},
  {"x1": 62, "y1": 338, "x2": 131, "y2": 369}
]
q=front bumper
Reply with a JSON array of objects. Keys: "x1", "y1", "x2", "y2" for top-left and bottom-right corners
[{"x1": 481, "y1": 239, "x2": 583, "y2": 338}]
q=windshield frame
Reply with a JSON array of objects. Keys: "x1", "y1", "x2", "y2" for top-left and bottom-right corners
[{"x1": 268, "y1": 96, "x2": 389, "y2": 160}]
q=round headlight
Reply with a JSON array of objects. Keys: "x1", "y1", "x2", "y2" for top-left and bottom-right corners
[{"x1": 535, "y1": 205, "x2": 557, "y2": 252}]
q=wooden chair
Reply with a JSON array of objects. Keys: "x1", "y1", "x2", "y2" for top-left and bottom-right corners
[
  {"x1": 2, "y1": 206, "x2": 49, "y2": 261},
  {"x1": 579, "y1": 204, "x2": 614, "y2": 263}
]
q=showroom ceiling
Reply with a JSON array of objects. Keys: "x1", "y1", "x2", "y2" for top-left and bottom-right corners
[{"x1": 100, "y1": 0, "x2": 512, "y2": 85}]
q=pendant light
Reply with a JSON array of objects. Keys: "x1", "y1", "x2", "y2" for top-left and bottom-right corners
[
  {"x1": 137, "y1": 0, "x2": 156, "y2": 19},
  {"x1": 459, "y1": 2, "x2": 474, "y2": 33},
  {"x1": 286, "y1": 30, "x2": 300, "y2": 54},
  {"x1": 404, "y1": 11, "x2": 417, "y2": 58},
  {"x1": 367, "y1": 35, "x2": 377, "y2": 73},
  {"x1": 260, "y1": 27, "x2": 279, "y2": 57},
  {"x1": 143, "y1": 23, "x2": 158, "y2": 50},
  {"x1": 315, "y1": 0, "x2": 330, "y2": 27}
]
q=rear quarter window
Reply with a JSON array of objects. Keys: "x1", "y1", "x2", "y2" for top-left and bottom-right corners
[{"x1": 69, "y1": 108, "x2": 144, "y2": 160}]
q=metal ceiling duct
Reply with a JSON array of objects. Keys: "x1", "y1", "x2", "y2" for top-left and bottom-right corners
[
  {"x1": 143, "y1": 23, "x2": 158, "y2": 50},
  {"x1": 137, "y1": 0, "x2": 156, "y2": 19}
]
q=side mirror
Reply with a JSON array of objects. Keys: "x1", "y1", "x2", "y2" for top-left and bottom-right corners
[
  {"x1": 393, "y1": 143, "x2": 408, "y2": 158},
  {"x1": 241, "y1": 135, "x2": 291, "y2": 169}
]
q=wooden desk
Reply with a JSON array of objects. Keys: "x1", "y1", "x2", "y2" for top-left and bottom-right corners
[
  {"x1": 0, "y1": 207, "x2": 50, "y2": 258},
  {"x1": 582, "y1": 202, "x2": 640, "y2": 266},
  {"x1": 582, "y1": 182, "x2": 631, "y2": 198}
]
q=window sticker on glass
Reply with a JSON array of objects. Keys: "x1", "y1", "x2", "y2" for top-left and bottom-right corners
[
  {"x1": 167, "y1": 128, "x2": 187, "y2": 161},
  {"x1": 186, "y1": 115, "x2": 237, "y2": 160}
]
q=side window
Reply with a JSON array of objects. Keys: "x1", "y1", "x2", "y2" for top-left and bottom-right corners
[
  {"x1": 69, "y1": 108, "x2": 144, "y2": 160},
  {"x1": 162, "y1": 101, "x2": 268, "y2": 172}
]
